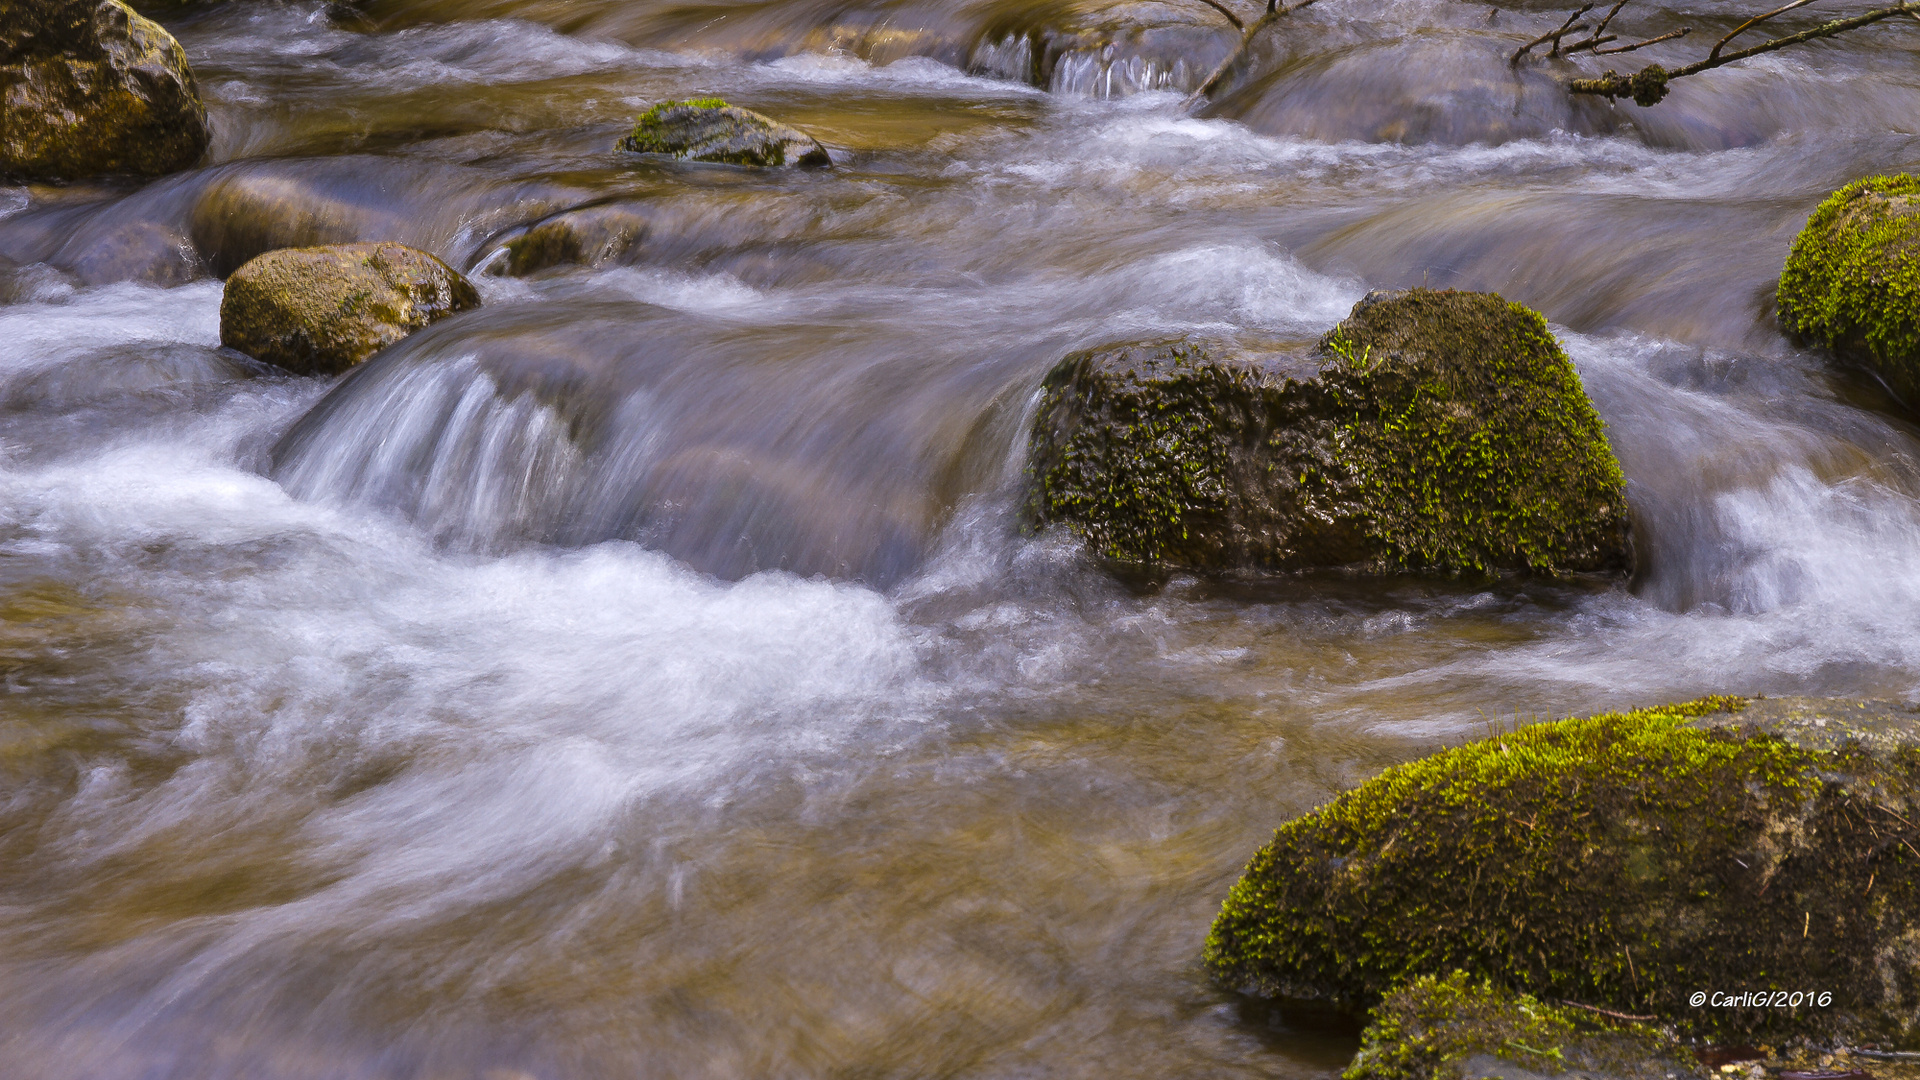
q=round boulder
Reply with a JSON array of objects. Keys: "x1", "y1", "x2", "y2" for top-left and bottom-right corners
[
  {"x1": 618, "y1": 98, "x2": 830, "y2": 168},
  {"x1": 220, "y1": 242, "x2": 480, "y2": 376},
  {"x1": 1778, "y1": 174, "x2": 1920, "y2": 405},
  {"x1": 1025, "y1": 289, "x2": 1631, "y2": 576},
  {"x1": 1204, "y1": 695, "x2": 1920, "y2": 1047},
  {"x1": 1, "y1": 0, "x2": 209, "y2": 180}
]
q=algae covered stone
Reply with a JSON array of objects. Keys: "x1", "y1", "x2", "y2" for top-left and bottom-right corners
[
  {"x1": 1204, "y1": 696, "x2": 1920, "y2": 1047},
  {"x1": 1024, "y1": 289, "x2": 1631, "y2": 576},
  {"x1": 618, "y1": 98, "x2": 830, "y2": 168},
  {"x1": 498, "y1": 204, "x2": 649, "y2": 276},
  {"x1": 1778, "y1": 174, "x2": 1920, "y2": 404},
  {"x1": 2, "y1": 0, "x2": 210, "y2": 180},
  {"x1": 220, "y1": 242, "x2": 480, "y2": 375},
  {"x1": 1345, "y1": 972, "x2": 1701, "y2": 1080}
]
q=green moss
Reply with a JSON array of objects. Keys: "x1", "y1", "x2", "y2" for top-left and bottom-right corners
[
  {"x1": 1303, "y1": 290, "x2": 1630, "y2": 576},
  {"x1": 1778, "y1": 174, "x2": 1920, "y2": 403},
  {"x1": 617, "y1": 98, "x2": 828, "y2": 167},
  {"x1": 1, "y1": 0, "x2": 209, "y2": 180},
  {"x1": 1204, "y1": 695, "x2": 1920, "y2": 1045},
  {"x1": 1345, "y1": 972, "x2": 1688, "y2": 1080},
  {"x1": 1025, "y1": 342, "x2": 1249, "y2": 564},
  {"x1": 1023, "y1": 290, "x2": 1631, "y2": 576}
]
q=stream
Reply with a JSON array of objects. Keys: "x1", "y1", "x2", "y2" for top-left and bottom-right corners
[{"x1": 2, "y1": 0, "x2": 1919, "y2": 1075}]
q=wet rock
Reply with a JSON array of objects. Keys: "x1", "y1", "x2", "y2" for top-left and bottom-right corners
[
  {"x1": 1345, "y1": 972, "x2": 1704, "y2": 1080},
  {"x1": 1024, "y1": 288, "x2": 1631, "y2": 576},
  {"x1": 1778, "y1": 174, "x2": 1920, "y2": 406},
  {"x1": 220, "y1": 242, "x2": 480, "y2": 375},
  {"x1": 1, "y1": 0, "x2": 210, "y2": 180},
  {"x1": 618, "y1": 99, "x2": 830, "y2": 168},
  {"x1": 1204, "y1": 695, "x2": 1920, "y2": 1047},
  {"x1": 497, "y1": 204, "x2": 649, "y2": 276}
]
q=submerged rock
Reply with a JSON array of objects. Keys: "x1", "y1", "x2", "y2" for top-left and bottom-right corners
[
  {"x1": 618, "y1": 99, "x2": 830, "y2": 168},
  {"x1": 1204, "y1": 695, "x2": 1920, "y2": 1047},
  {"x1": 220, "y1": 242, "x2": 480, "y2": 376},
  {"x1": 1025, "y1": 289, "x2": 1631, "y2": 576},
  {"x1": 1, "y1": 0, "x2": 209, "y2": 180},
  {"x1": 1778, "y1": 174, "x2": 1920, "y2": 405},
  {"x1": 497, "y1": 204, "x2": 649, "y2": 276},
  {"x1": 1345, "y1": 973, "x2": 1703, "y2": 1080}
]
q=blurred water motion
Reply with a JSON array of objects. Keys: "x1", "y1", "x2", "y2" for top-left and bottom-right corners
[{"x1": 1, "y1": 0, "x2": 1918, "y2": 1075}]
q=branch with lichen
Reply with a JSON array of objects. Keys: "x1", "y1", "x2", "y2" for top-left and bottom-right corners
[{"x1": 1515, "y1": 0, "x2": 1919, "y2": 107}]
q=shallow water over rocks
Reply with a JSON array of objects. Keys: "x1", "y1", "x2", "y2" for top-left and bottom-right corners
[{"x1": 3, "y1": 0, "x2": 1920, "y2": 1075}]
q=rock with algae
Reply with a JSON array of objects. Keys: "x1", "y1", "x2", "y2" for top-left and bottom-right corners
[
  {"x1": 1205, "y1": 695, "x2": 1920, "y2": 1047},
  {"x1": 1, "y1": 0, "x2": 209, "y2": 180},
  {"x1": 220, "y1": 242, "x2": 480, "y2": 376},
  {"x1": 617, "y1": 98, "x2": 830, "y2": 168},
  {"x1": 1024, "y1": 288, "x2": 1631, "y2": 577},
  {"x1": 1778, "y1": 174, "x2": 1920, "y2": 406},
  {"x1": 1345, "y1": 972, "x2": 1703, "y2": 1080}
]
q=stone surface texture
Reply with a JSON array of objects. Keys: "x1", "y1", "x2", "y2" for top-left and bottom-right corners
[
  {"x1": 220, "y1": 242, "x2": 480, "y2": 375},
  {"x1": 1778, "y1": 174, "x2": 1920, "y2": 407},
  {"x1": 1024, "y1": 289, "x2": 1632, "y2": 577},
  {"x1": 1204, "y1": 695, "x2": 1920, "y2": 1047},
  {"x1": 618, "y1": 99, "x2": 830, "y2": 167},
  {"x1": 2, "y1": 0, "x2": 209, "y2": 179}
]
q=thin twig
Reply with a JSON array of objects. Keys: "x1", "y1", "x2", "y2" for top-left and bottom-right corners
[
  {"x1": 1593, "y1": 26, "x2": 1689, "y2": 53},
  {"x1": 1189, "y1": 0, "x2": 1246, "y2": 32},
  {"x1": 1557, "y1": 999, "x2": 1658, "y2": 1022},
  {"x1": 1568, "y1": 2, "x2": 1918, "y2": 103},
  {"x1": 1185, "y1": 0, "x2": 1324, "y2": 105},
  {"x1": 1713, "y1": 0, "x2": 1821, "y2": 58},
  {"x1": 1512, "y1": 2, "x2": 1597, "y2": 63},
  {"x1": 1561, "y1": 33, "x2": 1619, "y2": 54}
]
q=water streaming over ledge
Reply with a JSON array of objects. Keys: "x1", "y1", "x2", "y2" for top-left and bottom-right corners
[{"x1": 2, "y1": 0, "x2": 1920, "y2": 1075}]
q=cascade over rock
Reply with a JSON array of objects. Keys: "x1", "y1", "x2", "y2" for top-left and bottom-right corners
[
  {"x1": 1, "y1": 0, "x2": 209, "y2": 180},
  {"x1": 220, "y1": 242, "x2": 480, "y2": 375},
  {"x1": 1025, "y1": 289, "x2": 1632, "y2": 577}
]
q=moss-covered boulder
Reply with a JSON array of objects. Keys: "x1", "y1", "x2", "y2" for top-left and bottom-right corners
[
  {"x1": 1024, "y1": 289, "x2": 1631, "y2": 576},
  {"x1": 618, "y1": 98, "x2": 830, "y2": 168},
  {"x1": 220, "y1": 242, "x2": 480, "y2": 376},
  {"x1": 1205, "y1": 696, "x2": 1920, "y2": 1047},
  {"x1": 1, "y1": 0, "x2": 209, "y2": 180},
  {"x1": 497, "y1": 204, "x2": 649, "y2": 276},
  {"x1": 1345, "y1": 973, "x2": 1702, "y2": 1080},
  {"x1": 1778, "y1": 175, "x2": 1920, "y2": 405}
]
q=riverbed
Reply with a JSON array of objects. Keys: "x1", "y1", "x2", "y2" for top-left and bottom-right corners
[{"x1": 2, "y1": 0, "x2": 1918, "y2": 1075}]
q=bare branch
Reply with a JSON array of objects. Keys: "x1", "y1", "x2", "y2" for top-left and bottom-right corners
[
  {"x1": 1712, "y1": 0, "x2": 1821, "y2": 58},
  {"x1": 1184, "y1": 0, "x2": 1325, "y2": 106},
  {"x1": 1512, "y1": 3, "x2": 1596, "y2": 63},
  {"x1": 1560, "y1": 33, "x2": 1619, "y2": 54},
  {"x1": 1592, "y1": 26, "x2": 1688, "y2": 54},
  {"x1": 1565, "y1": 1, "x2": 1916, "y2": 105},
  {"x1": 1188, "y1": 0, "x2": 1247, "y2": 32}
]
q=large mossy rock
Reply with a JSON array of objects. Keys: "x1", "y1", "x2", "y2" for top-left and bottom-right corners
[
  {"x1": 1025, "y1": 289, "x2": 1631, "y2": 576},
  {"x1": 1345, "y1": 973, "x2": 1702, "y2": 1080},
  {"x1": 618, "y1": 98, "x2": 830, "y2": 168},
  {"x1": 1778, "y1": 174, "x2": 1920, "y2": 404},
  {"x1": 1, "y1": 0, "x2": 209, "y2": 180},
  {"x1": 1204, "y1": 696, "x2": 1920, "y2": 1046},
  {"x1": 220, "y1": 242, "x2": 480, "y2": 376}
]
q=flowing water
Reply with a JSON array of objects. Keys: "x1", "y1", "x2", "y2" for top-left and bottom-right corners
[{"x1": 2, "y1": 0, "x2": 1919, "y2": 1075}]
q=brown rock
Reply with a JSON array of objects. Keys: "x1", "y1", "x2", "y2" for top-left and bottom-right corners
[{"x1": 219, "y1": 242, "x2": 480, "y2": 375}]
